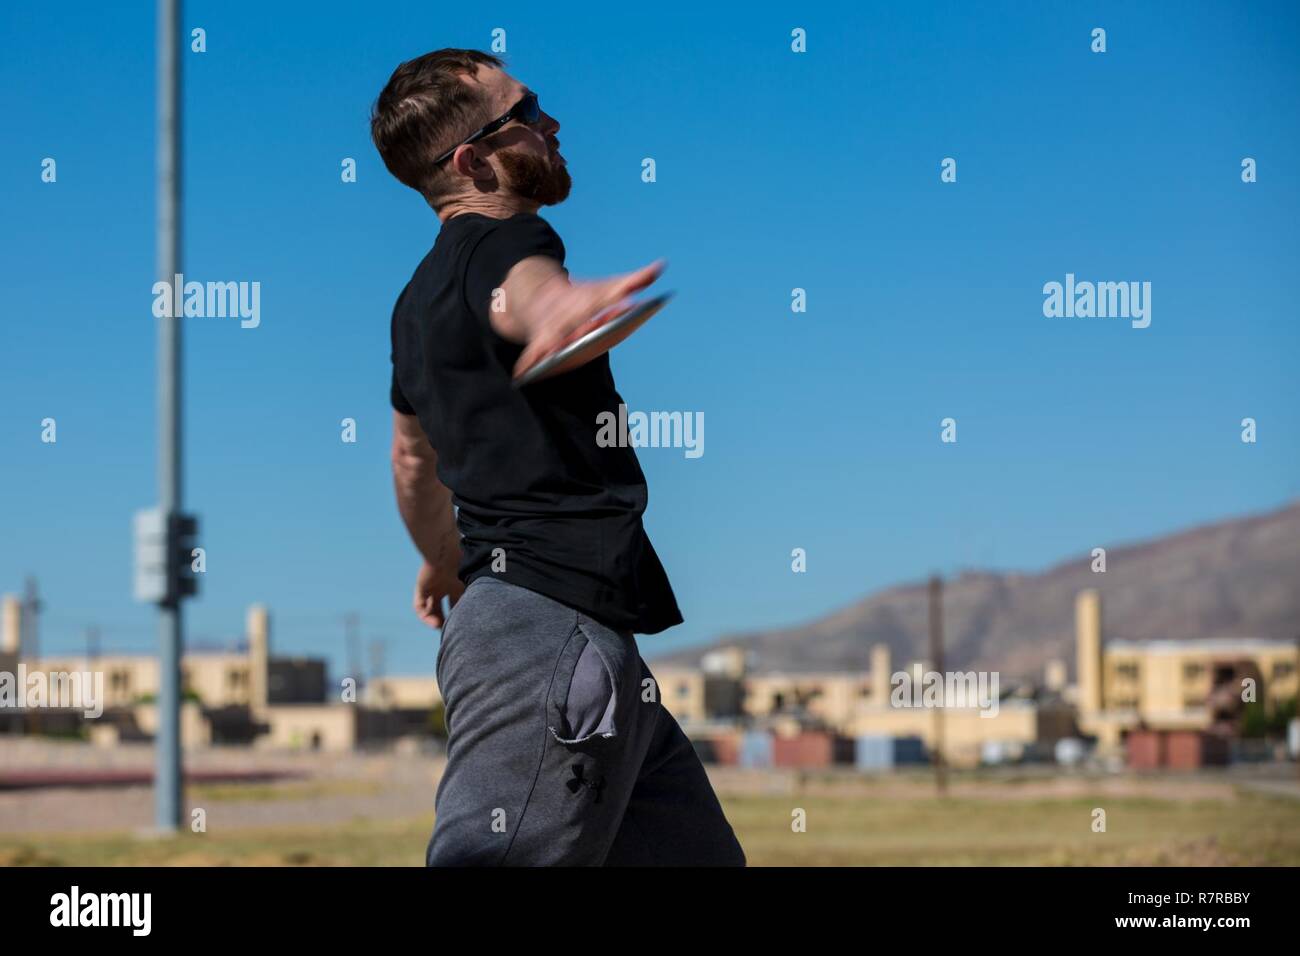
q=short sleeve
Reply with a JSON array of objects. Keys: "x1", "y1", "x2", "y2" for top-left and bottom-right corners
[
  {"x1": 388, "y1": 280, "x2": 419, "y2": 415},
  {"x1": 463, "y1": 214, "x2": 566, "y2": 325},
  {"x1": 390, "y1": 365, "x2": 416, "y2": 415}
]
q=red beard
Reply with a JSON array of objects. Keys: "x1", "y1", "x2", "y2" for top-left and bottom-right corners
[{"x1": 497, "y1": 148, "x2": 572, "y2": 206}]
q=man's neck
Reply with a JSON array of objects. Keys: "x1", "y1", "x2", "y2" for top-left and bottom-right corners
[{"x1": 437, "y1": 192, "x2": 540, "y2": 223}]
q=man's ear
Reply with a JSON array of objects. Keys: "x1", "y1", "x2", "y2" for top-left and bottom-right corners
[{"x1": 452, "y1": 145, "x2": 496, "y2": 184}]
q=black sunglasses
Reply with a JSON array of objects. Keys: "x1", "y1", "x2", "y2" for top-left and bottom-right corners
[{"x1": 434, "y1": 92, "x2": 542, "y2": 165}]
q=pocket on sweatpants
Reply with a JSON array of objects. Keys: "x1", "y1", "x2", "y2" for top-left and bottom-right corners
[
  {"x1": 546, "y1": 621, "x2": 631, "y2": 749},
  {"x1": 550, "y1": 635, "x2": 618, "y2": 745}
]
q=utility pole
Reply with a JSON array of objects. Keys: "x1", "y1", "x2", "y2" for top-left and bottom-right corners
[
  {"x1": 21, "y1": 576, "x2": 41, "y2": 662},
  {"x1": 368, "y1": 638, "x2": 387, "y2": 707},
  {"x1": 23, "y1": 577, "x2": 42, "y2": 735},
  {"x1": 344, "y1": 612, "x2": 362, "y2": 685},
  {"x1": 928, "y1": 574, "x2": 947, "y2": 796},
  {"x1": 144, "y1": 0, "x2": 195, "y2": 833},
  {"x1": 85, "y1": 625, "x2": 101, "y2": 665}
]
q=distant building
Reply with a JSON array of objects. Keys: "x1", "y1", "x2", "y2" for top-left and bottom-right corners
[
  {"x1": 661, "y1": 643, "x2": 1055, "y2": 768},
  {"x1": 0, "y1": 598, "x2": 20, "y2": 686},
  {"x1": 0, "y1": 595, "x2": 441, "y2": 751},
  {"x1": 653, "y1": 587, "x2": 1299, "y2": 768},
  {"x1": 1073, "y1": 588, "x2": 1298, "y2": 751},
  {"x1": 1044, "y1": 659, "x2": 1068, "y2": 693}
]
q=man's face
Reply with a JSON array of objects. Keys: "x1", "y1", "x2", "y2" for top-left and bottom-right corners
[{"x1": 466, "y1": 66, "x2": 570, "y2": 206}]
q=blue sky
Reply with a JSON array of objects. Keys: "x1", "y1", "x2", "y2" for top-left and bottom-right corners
[{"x1": 2, "y1": 0, "x2": 1297, "y2": 676}]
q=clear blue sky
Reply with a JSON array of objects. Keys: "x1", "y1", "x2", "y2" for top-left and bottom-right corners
[{"x1": 2, "y1": 1, "x2": 1297, "y2": 676}]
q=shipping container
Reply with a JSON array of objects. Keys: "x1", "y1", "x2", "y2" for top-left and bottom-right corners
[
  {"x1": 893, "y1": 736, "x2": 927, "y2": 765},
  {"x1": 855, "y1": 734, "x2": 893, "y2": 772},
  {"x1": 1126, "y1": 729, "x2": 1165, "y2": 770},
  {"x1": 739, "y1": 730, "x2": 774, "y2": 769},
  {"x1": 1166, "y1": 731, "x2": 1229, "y2": 769},
  {"x1": 772, "y1": 732, "x2": 854, "y2": 768},
  {"x1": 1053, "y1": 737, "x2": 1086, "y2": 766},
  {"x1": 709, "y1": 731, "x2": 740, "y2": 766}
]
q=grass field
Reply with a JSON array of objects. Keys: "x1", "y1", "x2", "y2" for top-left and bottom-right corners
[{"x1": 4, "y1": 783, "x2": 1299, "y2": 866}]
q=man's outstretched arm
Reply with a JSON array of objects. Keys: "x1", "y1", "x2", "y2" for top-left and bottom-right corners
[
  {"x1": 391, "y1": 410, "x2": 465, "y2": 627},
  {"x1": 487, "y1": 256, "x2": 665, "y2": 380}
]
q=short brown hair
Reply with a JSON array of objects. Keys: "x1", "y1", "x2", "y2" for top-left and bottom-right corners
[{"x1": 370, "y1": 49, "x2": 504, "y2": 207}]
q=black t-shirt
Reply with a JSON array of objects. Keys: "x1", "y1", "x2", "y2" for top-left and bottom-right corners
[{"x1": 389, "y1": 212, "x2": 682, "y2": 635}]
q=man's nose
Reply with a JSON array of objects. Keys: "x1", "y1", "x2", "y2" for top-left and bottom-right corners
[{"x1": 540, "y1": 110, "x2": 560, "y2": 135}]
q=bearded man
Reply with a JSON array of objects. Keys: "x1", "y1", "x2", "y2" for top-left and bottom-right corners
[{"x1": 370, "y1": 49, "x2": 744, "y2": 867}]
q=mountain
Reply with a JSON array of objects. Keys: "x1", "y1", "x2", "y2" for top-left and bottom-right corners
[{"x1": 652, "y1": 501, "x2": 1300, "y2": 680}]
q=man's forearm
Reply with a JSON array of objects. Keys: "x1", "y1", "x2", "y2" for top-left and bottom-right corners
[
  {"x1": 394, "y1": 468, "x2": 461, "y2": 567},
  {"x1": 392, "y1": 442, "x2": 461, "y2": 568}
]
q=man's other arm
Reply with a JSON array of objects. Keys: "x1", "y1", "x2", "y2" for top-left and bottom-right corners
[{"x1": 391, "y1": 410, "x2": 464, "y2": 627}]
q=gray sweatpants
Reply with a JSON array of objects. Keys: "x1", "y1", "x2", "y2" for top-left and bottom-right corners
[{"x1": 428, "y1": 576, "x2": 746, "y2": 866}]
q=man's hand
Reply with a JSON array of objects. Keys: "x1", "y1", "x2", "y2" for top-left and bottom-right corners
[
  {"x1": 490, "y1": 257, "x2": 665, "y2": 381},
  {"x1": 413, "y1": 559, "x2": 465, "y2": 629}
]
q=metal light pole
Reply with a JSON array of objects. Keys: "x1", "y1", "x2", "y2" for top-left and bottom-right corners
[{"x1": 154, "y1": 0, "x2": 184, "y2": 832}]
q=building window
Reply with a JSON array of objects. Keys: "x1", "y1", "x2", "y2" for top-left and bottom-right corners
[
  {"x1": 1274, "y1": 662, "x2": 1295, "y2": 679},
  {"x1": 1115, "y1": 663, "x2": 1139, "y2": 680},
  {"x1": 1183, "y1": 662, "x2": 1206, "y2": 680}
]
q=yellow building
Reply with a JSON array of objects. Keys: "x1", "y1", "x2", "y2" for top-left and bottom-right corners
[
  {"x1": 845, "y1": 699, "x2": 1043, "y2": 768},
  {"x1": 0, "y1": 597, "x2": 20, "y2": 685},
  {"x1": 254, "y1": 704, "x2": 361, "y2": 751},
  {"x1": 0, "y1": 595, "x2": 440, "y2": 751},
  {"x1": 2, "y1": 597, "x2": 264, "y2": 714},
  {"x1": 650, "y1": 666, "x2": 708, "y2": 722},
  {"x1": 743, "y1": 671, "x2": 873, "y2": 729},
  {"x1": 723, "y1": 592, "x2": 1300, "y2": 763},
  {"x1": 843, "y1": 647, "x2": 1050, "y2": 767},
  {"x1": 661, "y1": 585, "x2": 1300, "y2": 767},
  {"x1": 680, "y1": 643, "x2": 1046, "y2": 767},
  {"x1": 364, "y1": 675, "x2": 442, "y2": 710},
  {"x1": 1073, "y1": 589, "x2": 1299, "y2": 750}
]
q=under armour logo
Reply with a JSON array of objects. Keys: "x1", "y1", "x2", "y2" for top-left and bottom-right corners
[{"x1": 565, "y1": 764, "x2": 605, "y2": 803}]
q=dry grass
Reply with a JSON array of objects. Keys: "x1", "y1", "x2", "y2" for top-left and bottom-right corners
[{"x1": 3, "y1": 783, "x2": 1298, "y2": 866}]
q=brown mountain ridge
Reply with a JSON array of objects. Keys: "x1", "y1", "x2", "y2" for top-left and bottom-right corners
[{"x1": 652, "y1": 501, "x2": 1300, "y2": 681}]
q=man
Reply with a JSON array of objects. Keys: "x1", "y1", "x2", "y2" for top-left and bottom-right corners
[{"x1": 370, "y1": 49, "x2": 745, "y2": 866}]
